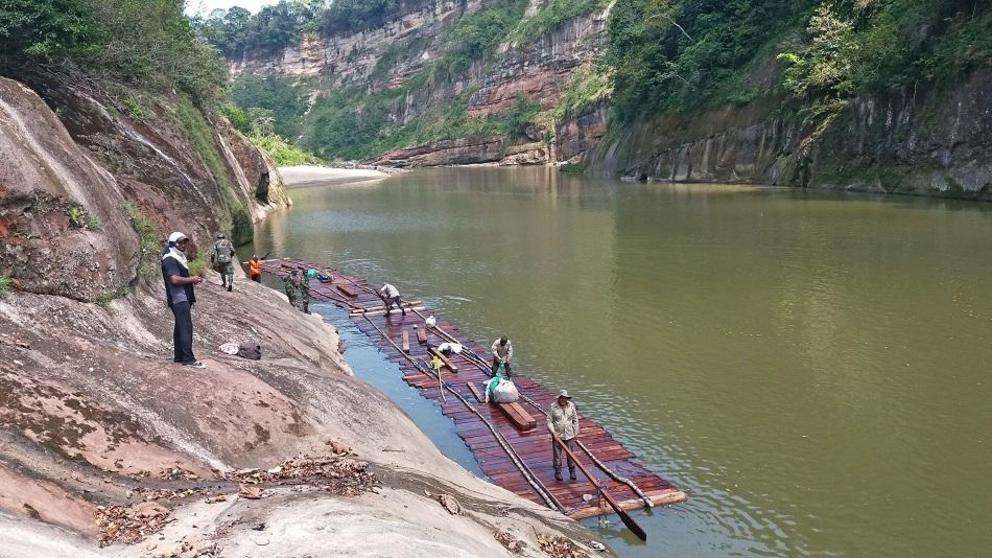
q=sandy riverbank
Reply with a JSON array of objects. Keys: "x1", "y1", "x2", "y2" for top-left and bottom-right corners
[{"x1": 279, "y1": 165, "x2": 392, "y2": 188}]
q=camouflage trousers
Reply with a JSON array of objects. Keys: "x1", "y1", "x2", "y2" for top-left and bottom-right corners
[{"x1": 217, "y1": 261, "x2": 234, "y2": 286}]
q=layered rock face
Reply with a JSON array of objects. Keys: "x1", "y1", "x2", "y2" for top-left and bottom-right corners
[
  {"x1": 588, "y1": 69, "x2": 992, "y2": 198},
  {"x1": 15, "y1": 69, "x2": 288, "y2": 244},
  {"x1": 375, "y1": 136, "x2": 551, "y2": 167},
  {"x1": 0, "y1": 71, "x2": 604, "y2": 556},
  {"x1": 0, "y1": 79, "x2": 137, "y2": 302},
  {"x1": 231, "y1": 0, "x2": 611, "y2": 167},
  {"x1": 232, "y1": 0, "x2": 486, "y2": 87},
  {"x1": 467, "y1": 8, "x2": 609, "y2": 117}
]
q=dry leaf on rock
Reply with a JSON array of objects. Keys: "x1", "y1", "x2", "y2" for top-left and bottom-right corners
[
  {"x1": 537, "y1": 533, "x2": 591, "y2": 558},
  {"x1": 494, "y1": 530, "x2": 526, "y2": 554},
  {"x1": 238, "y1": 484, "x2": 263, "y2": 499},
  {"x1": 437, "y1": 494, "x2": 461, "y2": 515}
]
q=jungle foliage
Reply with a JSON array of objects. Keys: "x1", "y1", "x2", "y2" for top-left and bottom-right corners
[
  {"x1": 606, "y1": 0, "x2": 992, "y2": 121},
  {"x1": 0, "y1": 0, "x2": 227, "y2": 106}
]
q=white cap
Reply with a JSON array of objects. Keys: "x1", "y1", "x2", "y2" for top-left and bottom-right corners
[{"x1": 168, "y1": 232, "x2": 187, "y2": 243}]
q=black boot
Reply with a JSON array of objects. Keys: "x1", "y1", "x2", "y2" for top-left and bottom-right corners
[
  {"x1": 569, "y1": 469, "x2": 577, "y2": 481},
  {"x1": 554, "y1": 470, "x2": 563, "y2": 481}
]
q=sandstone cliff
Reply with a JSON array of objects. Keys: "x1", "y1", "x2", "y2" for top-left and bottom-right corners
[
  {"x1": 222, "y1": 0, "x2": 991, "y2": 199},
  {"x1": 586, "y1": 69, "x2": 992, "y2": 199},
  {"x1": 226, "y1": 0, "x2": 612, "y2": 167},
  {"x1": 0, "y1": 72, "x2": 604, "y2": 556}
]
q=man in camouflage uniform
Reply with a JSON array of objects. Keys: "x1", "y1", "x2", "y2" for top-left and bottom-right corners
[
  {"x1": 299, "y1": 268, "x2": 315, "y2": 314},
  {"x1": 284, "y1": 269, "x2": 301, "y2": 309},
  {"x1": 212, "y1": 232, "x2": 236, "y2": 292}
]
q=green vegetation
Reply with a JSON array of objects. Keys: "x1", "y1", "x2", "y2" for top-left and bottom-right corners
[
  {"x1": 194, "y1": 1, "x2": 324, "y2": 58},
  {"x1": 302, "y1": 75, "x2": 544, "y2": 160},
  {"x1": 0, "y1": 0, "x2": 100, "y2": 59},
  {"x1": 272, "y1": 0, "x2": 542, "y2": 159},
  {"x1": 606, "y1": 0, "x2": 992, "y2": 123},
  {"x1": 511, "y1": 0, "x2": 609, "y2": 42},
  {"x1": 95, "y1": 286, "x2": 129, "y2": 307},
  {"x1": 0, "y1": 274, "x2": 11, "y2": 299},
  {"x1": 196, "y1": 1, "x2": 433, "y2": 57},
  {"x1": 207, "y1": 0, "x2": 992, "y2": 165},
  {"x1": 123, "y1": 94, "x2": 145, "y2": 120},
  {"x1": 230, "y1": 74, "x2": 308, "y2": 139},
  {"x1": 606, "y1": 0, "x2": 811, "y2": 120},
  {"x1": 124, "y1": 202, "x2": 163, "y2": 279},
  {"x1": 211, "y1": 0, "x2": 611, "y2": 160},
  {"x1": 187, "y1": 255, "x2": 209, "y2": 277},
  {"x1": 67, "y1": 206, "x2": 85, "y2": 229},
  {"x1": 1, "y1": 0, "x2": 227, "y2": 107},
  {"x1": 175, "y1": 97, "x2": 253, "y2": 246},
  {"x1": 321, "y1": 0, "x2": 430, "y2": 36},
  {"x1": 435, "y1": 0, "x2": 528, "y2": 79},
  {"x1": 250, "y1": 133, "x2": 322, "y2": 165},
  {"x1": 548, "y1": 65, "x2": 612, "y2": 122},
  {"x1": 777, "y1": 0, "x2": 992, "y2": 128}
]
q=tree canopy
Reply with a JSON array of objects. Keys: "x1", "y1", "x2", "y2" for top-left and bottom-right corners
[
  {"x1": 606, "y1": 0, "x2": 992, "y2": 121},
  {"x1": 1, "y1": 0, "x2": 227, "y2": 106}
]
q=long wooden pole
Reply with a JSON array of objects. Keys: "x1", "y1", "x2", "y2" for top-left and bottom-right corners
[
  {"x1": 361, "y1": 314, "x2": 563, "y2": 512},
  {"x1": 554, "y1": 436, "x2": 648, "y2": 541},
  {"x1": 519, "y1": 392, "x2": 654, "y2": 508},
  {"x1": 411, "y1": 308, "x2": 655, "y2": 507}
]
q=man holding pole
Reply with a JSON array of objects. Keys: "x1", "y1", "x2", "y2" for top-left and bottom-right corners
[{"x1": 547, "y1": 389, "x2": 579, "y2": 481}]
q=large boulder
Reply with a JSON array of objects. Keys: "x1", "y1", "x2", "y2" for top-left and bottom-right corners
[{"x1": 0, "y1": 77, "x2": 137, "y2": 301}]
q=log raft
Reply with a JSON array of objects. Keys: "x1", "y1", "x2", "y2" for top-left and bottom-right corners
[{"x1": 262, "y1": 257, "x2": 687, "y2": 519}]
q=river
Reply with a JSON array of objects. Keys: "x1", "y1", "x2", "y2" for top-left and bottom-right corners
[{"x1": 249, "y1": 167, "x2": 992, "y2": 557}]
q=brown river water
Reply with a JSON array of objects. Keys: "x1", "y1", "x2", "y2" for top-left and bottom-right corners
[{"x1": 250, "y1": 167, "x2": 992, "y2": 557}]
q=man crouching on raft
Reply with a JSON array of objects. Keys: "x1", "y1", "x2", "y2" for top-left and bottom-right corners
[{"x1": 379, "y1": 282, "x2": 405, "y2": 317}]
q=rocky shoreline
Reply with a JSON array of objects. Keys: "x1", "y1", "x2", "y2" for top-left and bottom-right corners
[{"x1": 0, "y1": 69, "x2": 608, "y2": 557}]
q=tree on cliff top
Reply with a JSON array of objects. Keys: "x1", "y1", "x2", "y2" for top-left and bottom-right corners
[{"x1": 195, "y1": 1, "x2": 326, "y2": 58}]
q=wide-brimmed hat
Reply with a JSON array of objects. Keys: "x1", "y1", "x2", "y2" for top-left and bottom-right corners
[
  {"x1": 216, "y1": 232, "x2": 225, "y2": 239},
  {"x1": 557, "y1": 389, "x2": 571, "y2": 399}
]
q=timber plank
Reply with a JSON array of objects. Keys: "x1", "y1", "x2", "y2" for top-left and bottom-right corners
[{"x1": 337, "y1": 284, "x2": 360, "y2": 298}]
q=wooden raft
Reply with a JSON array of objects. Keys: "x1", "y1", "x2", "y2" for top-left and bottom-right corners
[{"x1": 262, "y1": 258, "x2": 687, "y2": 519}]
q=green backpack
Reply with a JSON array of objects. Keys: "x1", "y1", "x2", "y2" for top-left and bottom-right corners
[{"x1": 214, "y1": 240, "x2": 232, "y2": 264}]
